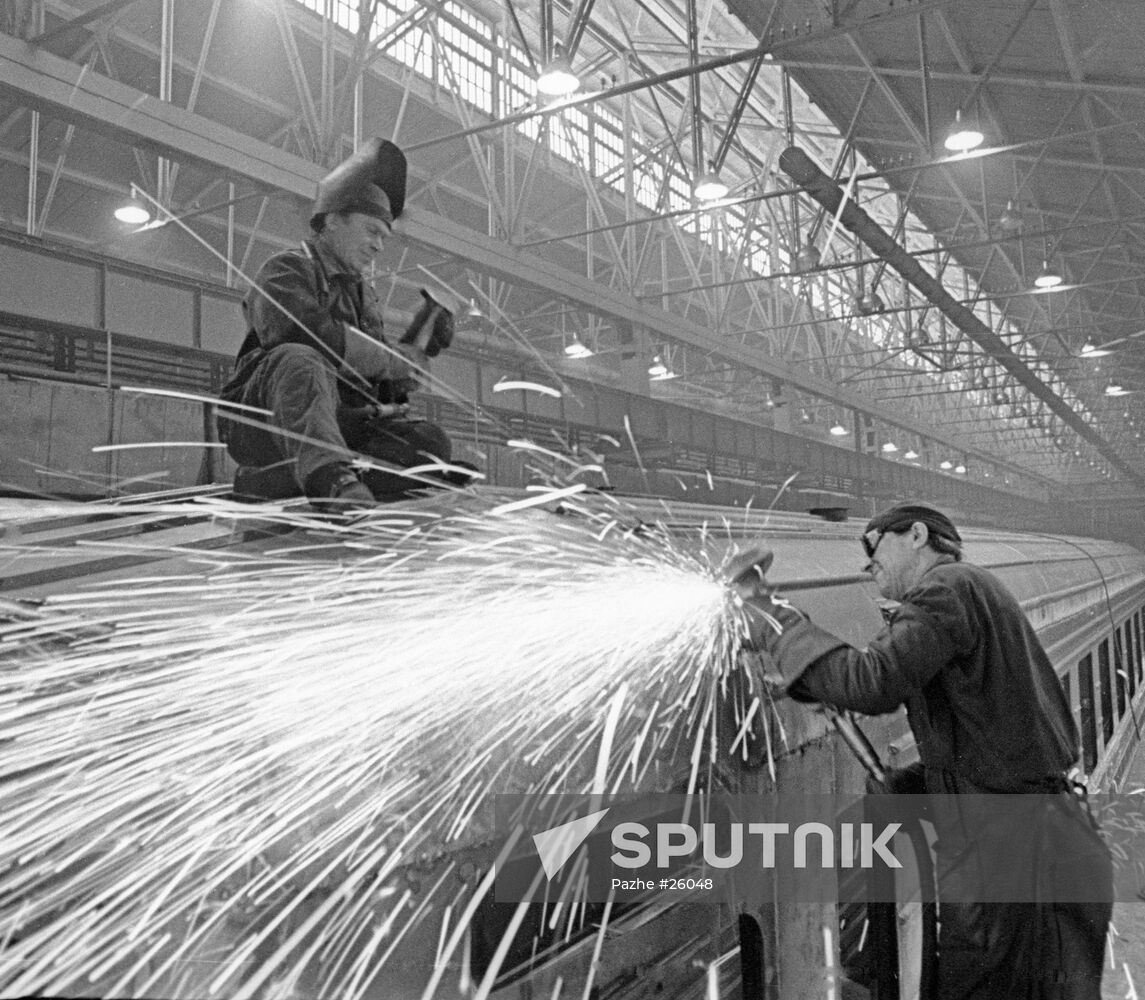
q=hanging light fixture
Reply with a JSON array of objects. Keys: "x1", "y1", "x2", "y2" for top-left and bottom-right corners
[
  {"x1": 114, "y1": 195, "x2": 151, "y2": 225},
  {"x1": 881, "y1": 441, "x2": 898, "y2": 453},
  {"x1": 904, "y1": 449, "x2": 920, "y2": 460},
  {"x1": 829, "y1": 422, "x2": 849, "y2": 436},
  {"x1": 996, "y1": 200, "x2": 1022, "y2": 233},
  {"x1": 943, "y1": 108, "x2": 984, "y2": 153},
  {"x1": 954, "y1": 464, "x2": 967, "y2": 475},
  {"x1": 794, "y1": 236, "x2": 821, "y2": 273},
  {"x1": 1105, "y1": 382, "x2": 1128, "y2": 397},
  {"x1": 1034, "y1": 260, "x2": 1063, "y2": 289},
  {"x1": 694, "y1": 163, "x2": 729, "y2": 202},
  {"x1": 939, "y1": 459, "x2": 954, "y2": 470},
  {"x1": 536, "y1": 44, "x2": 579, "y2": 97},
  {"x1": 564, "y1": 338, "x2": 593, "y2": 359},
  {"x1": 1080, "y1": 339, "x2": 1111, "y2": 358},
  {"x1": 855, "y1": 290, "x2": 885, "y2": 315},
  {"x1": 648, "y1": 355, "x2": 668, "y2": 378}
]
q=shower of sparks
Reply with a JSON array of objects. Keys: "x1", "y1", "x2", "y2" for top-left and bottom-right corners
[
  {"x1": 119, "y1": 386, "x2": 275, "y2": 416},
  {"x1": 0, "y1": 494, "x2": 772, "y2": 1000},
  {"x1": 92, "y1": 442, "x2": 230, "y2": 452},
  {"x1": 493, "y1": 380, "x2": 562, "y2": 398}
]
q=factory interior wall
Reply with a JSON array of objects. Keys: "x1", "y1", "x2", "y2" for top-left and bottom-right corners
[{"x1": 2, "y1": 230, "x2": 1130, "y2": 540}]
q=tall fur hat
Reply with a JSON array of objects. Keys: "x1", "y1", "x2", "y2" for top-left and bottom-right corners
[{"x1": 310, "y1": 138, "x2": 407, "y2": 230}]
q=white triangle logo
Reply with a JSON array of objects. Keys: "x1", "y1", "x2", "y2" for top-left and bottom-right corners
[{"x1": 532, "y1": 808, "x2": 610, "y2": 880}]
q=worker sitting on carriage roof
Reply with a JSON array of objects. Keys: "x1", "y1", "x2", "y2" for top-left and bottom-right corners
[{"x1": 217, "y1": 137, "x2": 455, "y2": 509}]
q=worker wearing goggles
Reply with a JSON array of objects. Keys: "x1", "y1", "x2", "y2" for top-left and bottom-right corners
[{"x1": 733, "y1": 502, "x2": 1112, "y2": 1000}]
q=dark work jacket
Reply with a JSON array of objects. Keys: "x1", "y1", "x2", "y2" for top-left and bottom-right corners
[
  {"x1": 227, "y1": 240, "x2": 416, "y2": 402},
  {"x1": 774, "y1": 559, "x2": 1078, "y2": 791}
]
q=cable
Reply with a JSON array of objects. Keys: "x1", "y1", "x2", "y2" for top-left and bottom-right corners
[{"x1": 1026, "y1": 531, "x2": 1143, "y2": 777}]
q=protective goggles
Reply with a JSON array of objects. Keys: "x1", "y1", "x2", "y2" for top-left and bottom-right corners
[{"x1": 860, "y1": 528, "x2": 887, "y2": 561}]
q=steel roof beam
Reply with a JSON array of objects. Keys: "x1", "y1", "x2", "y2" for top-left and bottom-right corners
[
  {"x1": 27, "y1": 0, "x2": 142, "y2": 47},
  {"x1": 779, "y1": 145, "x2": 1142, "y2": 484},
  {"x1": 0, "y1": 29, "x2": 1029, "y2": 473},
  {"x1": 405, "y1": 0, "x2": 962, "y2": 154},
  {"x1": 772, "y1": 58, "x2": 1145, "y2": 100}
]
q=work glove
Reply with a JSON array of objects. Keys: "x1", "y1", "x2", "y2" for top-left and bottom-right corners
[
  {"x1": 400, "y1": 290, "x2": 455, "y2": 358},
  {"x1": 337, "y1": 401, "x2": 410, "y2": 451},
  {"x1": 724, "y1": 546, "x2": 807, "y2": 653},
  {"x1": 740, "y1": 593, "x2": 806, "y2": 655},
  {"x1": 864, "y1": 760, "x2": 926, "y2": 797},
  {"x1": 372, "y1": 376, "x2": 415, "y2": 408}
]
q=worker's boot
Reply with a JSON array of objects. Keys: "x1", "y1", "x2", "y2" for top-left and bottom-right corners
[{"x1": 304, "y1": 464, "x2": 376, "y2": 512}]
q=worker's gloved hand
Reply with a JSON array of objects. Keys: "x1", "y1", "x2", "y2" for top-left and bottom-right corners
[
  {"x1": 338, "y1": 401, "x2": 411, "y2": 445},
  {"x1": 740, "y1": 593, "x2": 807, "y2": 654},
  {"x1": 401, "y1": 291, "x2": 455, "y2": 358},
  {"x1": 864, "y1": 761, "x2": 926, "y2": 797},
  {"x1": 725, "y1": 545, "x2": 809, "y2": 703},
  {"x1": 373, "y1": 376, "x2": 414, "y2": 408},
  {"x1": 725, "y1": 546, "x2": 774, "y2": 599}
]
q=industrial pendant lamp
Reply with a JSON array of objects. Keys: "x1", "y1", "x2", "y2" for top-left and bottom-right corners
[
  {"x1": 855, "y1": 290, "x2": 885, "y2": 315},
  {"x1": 1034, "y1": 260, "x2": 1063, "y2": 289},
  {"x1": 997, "y1": 200, "x2": 1022, "y2": 233},
  {"x1": 694, "y1": 163, "x2": 729, "y2": 202},
  {"x1": 650, "y1": 354, "x2": 679, "y2": 380},
  {"x1": 794, "y1": 235, "x2": 821, "y2": 273},
  {"x1": 1034, "y1": 231, "x2": 1062, "y2": 289},
  {"x1": 564, "y1": 337, "x2": 592, "y2": 359},
  {"x1": 536, "y1": 44, "x2": 579, "y2": 97},
  {"x1": 944, "y1": 108, "x2": 984, "y2": 153},
  {"x1": 114, "y1": 195, "x2": 151, "y2": 225}
]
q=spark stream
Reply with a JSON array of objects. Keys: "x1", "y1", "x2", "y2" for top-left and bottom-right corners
[{"x1": 0, "y1": 500, "x2": 749, "y2": 999}]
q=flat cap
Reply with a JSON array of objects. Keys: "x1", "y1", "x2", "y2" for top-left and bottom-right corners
[{"x1": 866, "y1": 503, "x2": 962, "y2": 547}]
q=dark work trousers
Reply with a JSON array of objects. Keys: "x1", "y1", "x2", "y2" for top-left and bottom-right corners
[
  {"x1": 926, "y1": 769, "x2": 1112, "y2": 1000},
  {"x1": 341, "y1": 403, "x2": 451, "y2": 498},
  {"x1": 224, "y1": 343, "x2": 450, "y2": 498}
]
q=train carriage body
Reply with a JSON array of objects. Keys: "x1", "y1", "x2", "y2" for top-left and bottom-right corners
[{"x1": 1, "y1": 491, "x2": 1142, "y2": 999}]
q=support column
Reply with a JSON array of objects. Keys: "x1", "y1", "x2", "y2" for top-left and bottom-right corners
[{"x1": 157, "y1": 0, "x2": 175, "y2": 204}]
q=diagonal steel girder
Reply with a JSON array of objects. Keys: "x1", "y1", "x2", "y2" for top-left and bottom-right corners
[{"x1": 779, "y1": 145, "x2": 1143, "y2": 485}]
